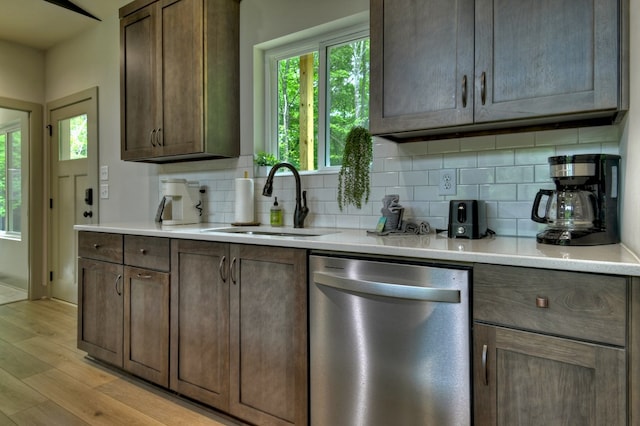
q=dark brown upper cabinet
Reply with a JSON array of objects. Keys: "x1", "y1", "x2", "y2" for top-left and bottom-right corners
[
  {"x1": 370, "y1": 0, "x2": 629, "y2": 141},
  {"x1": 120, "y1": 0, "x2": 240, "y2": 162}
]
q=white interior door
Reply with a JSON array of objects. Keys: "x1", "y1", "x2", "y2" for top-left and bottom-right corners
[{"x1": 48, "y1": 88, "x2": 98, "y2": 304}]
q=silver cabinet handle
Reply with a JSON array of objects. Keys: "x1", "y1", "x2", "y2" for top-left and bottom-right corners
[
  {"x1": 139, "y1": 248, "x2": 146, "y2": 254},
  {"x1": 136, "y1": 273, "x2": 152, "y2": 279},
  {"x1": 115, "y1": 274, "x2": 122, "y2": 296},
  {"x1": 218, "y1": 255, "x2": 227, "y2": 282},
  {"x1": 157, "y1": 128, "x2": 163, "y2": 146},
  {"x1": 313, "y1": 272, "x2": 460, "y2": 303},
  {"x1": 462, "y1": 74, "x2": 468, "y2": 108},
  {"x1": 230, "y1": 257, "x2": 237, "y2": 285},
  {"x1": 150, "y1": 129, "x2": 157, "y2": 147},
  {"x1": 480, "y1": 71, "x2": 487, "y2": 105},
  {"x1": 482, "y1": 344, "x2": 489, "y2": 385},
  {"x1": 93, "y1": 243, "x2": 100, "y2": 249}
]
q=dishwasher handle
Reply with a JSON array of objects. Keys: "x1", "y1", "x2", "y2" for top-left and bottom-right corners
[{"x1": 313, "y1": 271, "x2": 461, "y2": 303}]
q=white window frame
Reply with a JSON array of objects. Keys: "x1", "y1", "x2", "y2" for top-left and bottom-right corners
[
  {"x1": 0, "y1": 121, "x2": 22, "y2": 239},
  {"x1": 264, "y1": 20, "x2": 370, "y2": 173}
]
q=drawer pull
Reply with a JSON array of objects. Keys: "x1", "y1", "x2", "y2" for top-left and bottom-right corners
[
  {"x1": 536, "y1": 296, "x2": 549, "y2": 308},
  {"x1": 136, "y1": 273, "x2": 152, "y2": 279},
  {"x1": 482, "y1": 344, "x2": 488, "y2": 385},
  {"x1": 93, "y1": 244, "x2": 100, "y2": 249},
  {"x1": 139, "y1": 248, "x2": 146, "y2": 255}
]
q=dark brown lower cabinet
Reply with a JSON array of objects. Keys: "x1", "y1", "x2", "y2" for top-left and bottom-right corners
[
  {"x1": 124, "y1": 266, "x2": 170, "y2": 387},
  {"x1": 170, "y1": 240, "x2": 230, "y2": 409},
  {"x1": 229, "y1": 244, "x2": 308, "y2": 426},
  {"x1": 170, "y1": 240, "x2": 308, "y2": 426},
  {"x1": 77, "y1": 257, "x2": 124, "y2": 367},
  {"x1": 473, "y1": 263, "x2": 629, "y2": 426},
  {"x1": 473, "y1": 324, "x2": 626, "y2": 425}
]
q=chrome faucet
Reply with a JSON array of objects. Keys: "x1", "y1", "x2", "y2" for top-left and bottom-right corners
[{"x1": 262, "y1": 162, "x2": 309, "y2": 228}]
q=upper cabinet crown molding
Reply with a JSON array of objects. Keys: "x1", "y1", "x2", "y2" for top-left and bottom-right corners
[
  {"x1": 120, "y1": 0, "x2": 240, "y2": 163},
  {"x1": 370, "y1": 0, "x2": 630, "y2": 142}
]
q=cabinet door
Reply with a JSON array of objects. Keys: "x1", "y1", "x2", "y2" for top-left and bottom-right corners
[
  {"x1": 123, "y1": 266, "x2": 170, "y2": 387},
  {"x1": 120, "y1": 3, "x2": 159, "y2": 160},
  {"x1": 170, "y1": 240, "x2": 230, "y2": 410},
  {"x1": 370, "y1": 0, "x2": 474, "y2": 136},
  {"x1": 474, "y1": 0, "x2": 619, "y2": 123},
  {"x1": 473, "y1": 324, "x2": 626, "y2": 425},
  {"x1": 77, "y1": 258, "x2": 124, "y2": 367},
  {"x1": 229, "y1": 245, "x2": 308, "y2": 426},
  {"x1": 158, "y1": 0, "x2": 204, "y2": 157}
]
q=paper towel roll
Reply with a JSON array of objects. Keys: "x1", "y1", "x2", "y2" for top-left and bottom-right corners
[{"x1": 234, "y1": 178, "x2": 254, "y2": 223}]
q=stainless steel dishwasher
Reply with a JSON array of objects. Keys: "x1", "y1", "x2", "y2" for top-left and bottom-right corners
[{"x1": 310, "y1": 253, "x2": 470, "y2": 426}]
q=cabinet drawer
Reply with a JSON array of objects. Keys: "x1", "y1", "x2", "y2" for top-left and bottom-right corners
[
  {"x1": 78, "y1": 232, "x2": 123, "y2": 263},
  {"x1": 473, "y1": 264, "x2": 627, "y2": 346},
  {"x1": 124, "y1": 235, "x2": 170, "y2": 272}
]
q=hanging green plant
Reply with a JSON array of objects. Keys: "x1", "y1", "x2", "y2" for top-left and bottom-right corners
[{"x1": 338, "y1": 126, "x2": 373, "y2": 211}]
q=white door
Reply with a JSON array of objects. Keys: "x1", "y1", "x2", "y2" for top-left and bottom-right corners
[{"x1": 48, "y1": 88, "x2": 98, "y2": 304}]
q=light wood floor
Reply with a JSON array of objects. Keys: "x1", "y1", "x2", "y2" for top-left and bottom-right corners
[
  {"x1": 0, "y1": 299, "x2": 244, "y2": 425},
  {"x1": 0, "y1": 283, "x2": 27, "y2": 305}
]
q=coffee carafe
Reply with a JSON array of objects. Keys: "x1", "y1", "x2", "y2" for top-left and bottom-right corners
[{"x1": 531, "y1": 154, "x2": 620, "y2": 245}]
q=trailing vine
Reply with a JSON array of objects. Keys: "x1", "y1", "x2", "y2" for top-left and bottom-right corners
[{"x1": 337, "y1": 126, "x2": 373, "y2": 211}]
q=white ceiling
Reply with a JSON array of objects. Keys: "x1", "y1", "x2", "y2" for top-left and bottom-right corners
[{"x1": 0, "y1": 0, "x2": 124, "y2": 50}]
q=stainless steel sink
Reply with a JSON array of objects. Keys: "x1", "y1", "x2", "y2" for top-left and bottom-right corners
[{"x1": 201, "y1": 227, "x2": 334, "y2": 237}]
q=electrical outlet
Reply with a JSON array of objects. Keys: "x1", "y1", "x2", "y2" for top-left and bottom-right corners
[
  {"x1": 100, "y1": 184, "x2": 109, "y2": 199},
  {"x1": 100, "y1": 165, "x2": 109, "y2": 181},
  {"x1": 439, "y1": 169, "x2": 457, "y2": 196}
]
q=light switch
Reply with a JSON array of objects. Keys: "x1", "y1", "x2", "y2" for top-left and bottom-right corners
[
  {"x1": 100, "y1": 165, "x2": 109, "y2": 181},
  {"x1": 100, "y1": 184, "x2": 109, "y2": 199}
]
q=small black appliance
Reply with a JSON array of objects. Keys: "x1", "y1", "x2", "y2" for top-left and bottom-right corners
[
  {"x1": 448, "y1": 200, "x2": 488, "y2": 239},
  {"x1": 531, "y1": 154, "x2": 620, "y2": 245}
]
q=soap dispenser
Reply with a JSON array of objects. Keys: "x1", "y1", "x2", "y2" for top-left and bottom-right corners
[{"x1": 270, "y1": 197, "x2": 283, "y2": 226}]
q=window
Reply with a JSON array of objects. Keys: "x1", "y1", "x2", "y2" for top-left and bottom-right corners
[
  {"x1": 265, "y1": 22, "x2": 370, "y2": 171},
  {"x1": 0, "y1": 122, "x2": 22, "y2": 235},
  {"x1": 58, "y1": 113, "x2": 88, "y2": 160}
]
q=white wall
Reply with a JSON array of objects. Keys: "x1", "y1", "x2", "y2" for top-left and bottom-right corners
[{"x1": 0, "y1": 40, "x2": 45, "y2": 103}]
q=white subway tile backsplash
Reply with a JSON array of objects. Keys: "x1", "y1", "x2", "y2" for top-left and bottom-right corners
[
  {"x1": 371, "y1": 171, "x2": 399, "y2": 187},
  {"x1": 496, "y1": 165, "x2": 534, "y2": 183},
  {"x1": 515, "y1": 147, "x2": 555, "y2": 165},
  {"x1": 443, "y1": 152, "x2": 477, "y2": 168},
  {"x1": 578, "y1": 125, "x2": 618, "y2": 144},
  {"x1": 496, "y1": 132, "x2": 535, "y2": 149},
  {"x1": 460, "y1": 168, "x2": 494, "y2": 184},
  {"x1": 428, "y1": 139, "x2": 460, "y2": 154},
  {"x1": 159, "y1": 125, "x2": 621, "y2": 238},
  {"x1": 384, "y1": 156, "x2": 413, "y2": 172},
  {"x1": 478, "y1": 150, "x2": 514, "y2": 167},
  {"x1": 460, "y1": 135, "x2": 496, "y2": 151},
  {"x1": 535, "y1": 128, "x2": 578, "y2": 146},
  {"x1": 480, "y1": 184, "x2": 517, "y2": 200}
]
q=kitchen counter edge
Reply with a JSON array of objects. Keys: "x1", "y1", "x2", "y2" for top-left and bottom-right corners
[{"x1": 74, "y1": 222, "x2": 640, "y2": 276}]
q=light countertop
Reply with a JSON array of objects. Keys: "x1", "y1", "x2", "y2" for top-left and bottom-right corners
[{"x1": 74, "y1": 222, "x2": 640, "y2": 276}]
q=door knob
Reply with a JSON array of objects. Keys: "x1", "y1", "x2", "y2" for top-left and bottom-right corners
[{"x1": 83, "y1": 211, "x2": 93, "y2": 218}]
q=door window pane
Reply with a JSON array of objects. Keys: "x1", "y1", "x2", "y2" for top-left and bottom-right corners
[{"x1": 59, "y1": 114, "x2": 88, "y2": 160}]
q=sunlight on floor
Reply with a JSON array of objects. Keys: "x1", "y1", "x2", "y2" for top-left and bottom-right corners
[{"x1": 0, "y1": 282, "x2": 27, "y2": 305}]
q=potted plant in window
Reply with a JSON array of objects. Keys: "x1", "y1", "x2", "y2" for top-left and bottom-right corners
[
  {"x1": 254, "y1": 151, "x2": 278, "y2": 177},
  {"x1": 337, "y1": 126, "x2": 373, "y2": 211}
]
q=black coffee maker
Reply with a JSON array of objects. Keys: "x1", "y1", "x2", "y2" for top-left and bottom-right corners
[{"x1": 531, "y1": 154, "x2": 621, "y2": 245}]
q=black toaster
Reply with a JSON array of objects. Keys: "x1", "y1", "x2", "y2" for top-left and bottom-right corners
[{"x1": 448, "y1": 200, "x2": 488, "y2": 239}]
